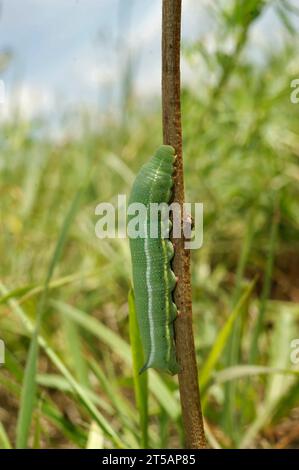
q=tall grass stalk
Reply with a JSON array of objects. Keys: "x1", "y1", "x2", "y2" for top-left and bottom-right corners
[{"x1": 16, "y1": 188, "x2": 83, "y2": 448}]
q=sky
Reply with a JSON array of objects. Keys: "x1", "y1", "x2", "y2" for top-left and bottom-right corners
[{"x1": 0, "y1": 0, "x2": 297, "y2": 122}]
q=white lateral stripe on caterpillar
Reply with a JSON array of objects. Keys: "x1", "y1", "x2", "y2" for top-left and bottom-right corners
[{"x1": 144, "y1": 221, "x2": 155, "y2": 366}]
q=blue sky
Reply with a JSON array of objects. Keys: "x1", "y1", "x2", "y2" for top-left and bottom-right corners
[{"x1": 0, "y1": 0, "x2": 297, "y2": 121}]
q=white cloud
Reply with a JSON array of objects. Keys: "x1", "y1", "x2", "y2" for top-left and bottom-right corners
[{"x1": 0, "y1": 83, "x2": 55, "y2": 121}]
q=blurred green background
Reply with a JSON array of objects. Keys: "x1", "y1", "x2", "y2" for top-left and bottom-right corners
[{"x1": 1, "y1": 0, "x2": 299, "y2": 449}]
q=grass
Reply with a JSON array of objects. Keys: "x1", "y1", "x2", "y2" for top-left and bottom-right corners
[
  {"x1": 128, "y1": 289, "x2": 148, "y2": 448},
  {"x1": 16, "y1": 187, "x2": 84, "y2": 448},
  {"x1": 1, "y1": 0, "x2": 299, "y2": 449}
]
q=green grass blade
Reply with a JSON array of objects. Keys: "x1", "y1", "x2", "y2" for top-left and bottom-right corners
[
  {"x1": 0, "y1": 284, "x2": 36, "y2": 305},
  {"x1": 0, "y1": 367, "x2": 87, "y2": 447},
  {"x1": 223, "y1": 211, "x2": 255, "y2": 438},
  {"x1": 239, "y1": 306, "x2": 295, "y2": 448},
  {"x1": 214, "y1": 365, "x2": 299, "y2": 384},
  {"x1": 16, "y1": 338, "x2": 39, "y2": 448},
  {"x1": 128, "y1": 289, "x2": 148, "y2": 448},
  {"x1": 0, "y1": 422, "x2": 12, "y2": 449},
  {"x1": 0, "y1": 284, "x2": 126, "y2": 448},
  {"x1": 265, "y1": 305, "x2": 294, "y2": 405},
  {"x1": 271, "y1": 379, "x2": 299, "y2": 424},
  {"x1": 89, "y1": 360, "x2": 140, "y2": 448},
  {"x1": 53, "y1": 300, "x2": 180, "y2": 420},
  {"x1": 249, "y1": 208, "x2": 279, "y2": 363},
  {"x1": 62, "y1": 315, "x2": 89, "y2": 388},
  {"x1": 36, "y1": 373, "x2": 113, "y2": 413},
  {"x1": 200, "y1": 278, "x2": 256, "y2": 391},
  {"x1": 16, "y1": 188, "x2": 83, "y2": 448},
  {"x1": 89, "y1": 359, "x2": 139, "y2": 427},
  {"x1": 0, "y1": 270, "x2": 101, "y2": 306}
]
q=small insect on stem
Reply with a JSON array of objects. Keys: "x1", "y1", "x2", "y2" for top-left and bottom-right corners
[{"x1": 183, "y1": 214, "x2": 193, "y2": 241}]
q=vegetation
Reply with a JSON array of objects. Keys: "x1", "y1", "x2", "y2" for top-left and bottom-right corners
[{"x1": 0, "y1": 0, "x2": 299, "y2": 448}]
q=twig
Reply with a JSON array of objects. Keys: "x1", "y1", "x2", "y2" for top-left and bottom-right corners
[{"x1": 162, "y1": 0, "x2": 206, "y2": 449}]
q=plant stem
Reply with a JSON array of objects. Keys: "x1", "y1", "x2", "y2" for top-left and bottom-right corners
[{"x1": 161, "y1": 0, "x2": 206, "y2": 449}]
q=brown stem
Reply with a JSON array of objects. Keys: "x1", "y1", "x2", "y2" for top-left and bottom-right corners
[{"x1": 162, "y1": 0, "x2": 206, "y2": 449}]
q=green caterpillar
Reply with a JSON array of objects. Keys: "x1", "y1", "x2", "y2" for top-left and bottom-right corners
[{"x1": 128, "y1": 145, "x2": 179, "y2": 375}]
